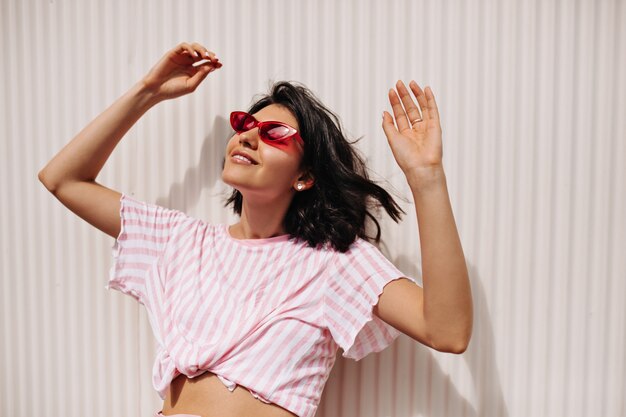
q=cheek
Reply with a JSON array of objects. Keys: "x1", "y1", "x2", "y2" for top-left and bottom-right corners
[
  {"x1": 225, "y1": 135, "x2": 237, "y2": 155},
  {"x1": 264, "y1": 139, "x2": 304, "y2": 162},
  {"x1": 264, "y1": 145, "x2": 303, "y2": 169}
]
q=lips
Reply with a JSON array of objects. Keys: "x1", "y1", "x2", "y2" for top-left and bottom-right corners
[{"x1": 231, "y1": 150, "x2": 258, "y2": 165}]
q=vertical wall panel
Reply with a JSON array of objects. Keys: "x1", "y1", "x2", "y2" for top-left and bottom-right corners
[{"x1": 1, "y1": 0, "x2": 624, "y2": 416}]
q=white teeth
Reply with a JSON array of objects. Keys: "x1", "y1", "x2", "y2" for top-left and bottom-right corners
[{"x1": 233, "y1": 154, "x2": 252, "y2": 163}]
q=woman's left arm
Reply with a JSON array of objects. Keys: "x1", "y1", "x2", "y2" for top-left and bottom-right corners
[{"x1": 379, "y1": 80, "x2": 473, "y2": 352}]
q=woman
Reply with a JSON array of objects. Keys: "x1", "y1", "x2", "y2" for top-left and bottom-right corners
[{"x1": 38, "y1": 42, "x2": 473, "y2": 417}]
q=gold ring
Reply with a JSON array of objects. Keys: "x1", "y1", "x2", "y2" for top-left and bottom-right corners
[{"x1": 410, "y1": 118, "x2": 423, "y2": 125}]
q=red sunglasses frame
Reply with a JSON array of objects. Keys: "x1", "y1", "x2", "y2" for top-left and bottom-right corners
[{"x1": 230, "y1": 111, "x2": 304, "y2": 145}]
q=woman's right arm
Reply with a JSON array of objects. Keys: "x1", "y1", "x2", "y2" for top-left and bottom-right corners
[{"x1": 38, "y1": 42, "x2": 221, "y2": 239}]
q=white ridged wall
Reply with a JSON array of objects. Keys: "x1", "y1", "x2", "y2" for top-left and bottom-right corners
[{"x1": 1, "y1": 0, "x2": 625, "y2": 416}]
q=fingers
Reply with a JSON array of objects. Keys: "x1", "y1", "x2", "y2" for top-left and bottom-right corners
[
  {"x1": 191, "y1": 42, "x2": 222, "y2": 68},
  {"x1": 385, "y1": 80, "x2": 440, "y2": 132},
  {"x1": 409, "y1": 82, "x2": 440, "y2": 123},
  {"x1": 395, "y1": 80, "x2": 423, "y2": 126},
  {"x1": 408, "y1": 81, "x2": 428, "y2": 122},
  {"x1": 388, "y1": 88, "x2": 411, "y2": 131},
  {"x1": 388, "y1": 80, "x2": 427, "y2": 131},
  {"x1": 381, "y1": 110, "x2": 399, "y2": 140},
  {"x1": 424, "y1": 86, "x2": 440, "y2": 121},
  {"x1": 175, "y1": 42, "x2": 223, "y2": 68},
  {"x1": 188, "y1": 63, "x2": 213, "y2": 87}
]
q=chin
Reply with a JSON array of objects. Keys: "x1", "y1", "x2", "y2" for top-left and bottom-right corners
[
  {"x1": 222, "y1": 172, "x2": 248, "y2": 194},
  {"x1": 221, "y1": 172, "x2": 237, "y2": 189}
]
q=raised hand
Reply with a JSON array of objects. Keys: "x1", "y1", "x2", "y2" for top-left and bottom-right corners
[
  {"x1": 382, "y1": 80, "x2": 443, "y2": 177},
  {"x1": 141, "y1": 42, "x2": 223, "y2": 101}
]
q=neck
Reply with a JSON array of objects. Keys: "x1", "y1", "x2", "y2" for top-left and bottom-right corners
[{"x1": 230, "y1": 191, "x2": 294, "y2": 239}]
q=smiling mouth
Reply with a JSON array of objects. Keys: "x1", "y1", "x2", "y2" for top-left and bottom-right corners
[{"x1": 231, "y1": 154, "x2": 256, "y2": 165}]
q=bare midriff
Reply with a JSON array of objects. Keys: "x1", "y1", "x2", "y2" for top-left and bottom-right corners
[{"x1": 160, "y1": 370, "x2": 298, "y2": 417}]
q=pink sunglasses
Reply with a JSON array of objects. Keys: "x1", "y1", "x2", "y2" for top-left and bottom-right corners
[{"x1": 230, "y1": 111, "x2": 304, "y2": 145}]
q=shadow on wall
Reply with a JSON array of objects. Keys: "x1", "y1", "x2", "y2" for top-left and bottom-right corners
[
  {"x1": 318, "y1": 262, "x2": 508, "y2": 417},
  {"x1": 155, "y1": 115, "x2": 231, "y2": 211}
]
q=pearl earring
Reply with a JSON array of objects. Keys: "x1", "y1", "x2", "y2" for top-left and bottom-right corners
[{"x1": 296, "y1": 183, "x2": 304, "y2": 190}]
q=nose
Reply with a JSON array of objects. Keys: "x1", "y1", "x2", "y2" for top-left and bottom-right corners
[{"x1": 238, "y1": 129, "x2": 259, "y2": 148}]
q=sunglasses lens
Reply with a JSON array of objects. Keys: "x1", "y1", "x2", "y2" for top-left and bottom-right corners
[
  {"x1": 261, "y1": 124, "x2": 293, "y2": 141},
  {"x1": 231, "y1": 112, "x2": 256, "y2": 132}
]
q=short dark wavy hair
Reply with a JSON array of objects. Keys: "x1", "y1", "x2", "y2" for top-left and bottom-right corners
[{"x1": 224, "y1": 80, "x2": 405, "y2": 253}]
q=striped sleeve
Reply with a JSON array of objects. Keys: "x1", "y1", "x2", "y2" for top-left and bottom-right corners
[
  {"x1": 106, "y1": 193, "x2": 190, "y2": 305},
  {"x1": 323, "y1": 239, "x2": 419, "y2": 361}
]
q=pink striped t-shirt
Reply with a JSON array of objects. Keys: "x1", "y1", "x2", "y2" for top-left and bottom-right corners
[{"x1": 106, "y1": 193, "x2": 420, "y2": 417}]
